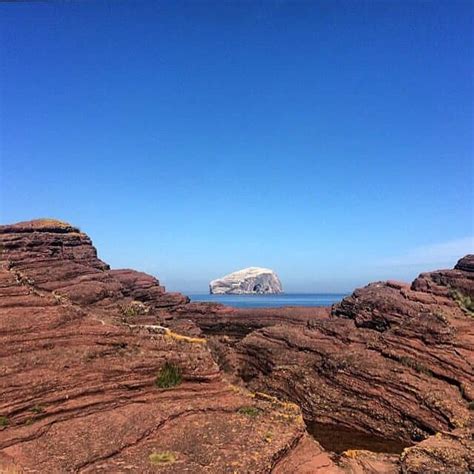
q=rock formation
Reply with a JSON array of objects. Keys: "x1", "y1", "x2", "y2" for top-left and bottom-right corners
[
  {"x1": 183, "y1": 259, "x2": 474, "y2": 472},
  {"x1": 0, "y1": 220, "x2": 320, "y2": 473},
  {"x1": 209, "y1": 267, "x2": 283, "y2": 294},
  {"x1": 0, "y1": 219, "x2": 472, "y2": 473}
]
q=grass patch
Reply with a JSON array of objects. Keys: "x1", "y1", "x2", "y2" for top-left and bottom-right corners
[
  {"x1": 155, "y1": 363, "x2": 182, "y2": 389},
  {"x1": 0, "y1": 416, "x2": 9, "y2": 427},
  {"x1": 164, "y1": 329, "x2": 206, "y2": 344},
  {"x1": 450, "y1": 289, "x2": 474, "y2": 316},
  {"x1": 149, "y1": 451, "x2": 176, "y2": 465},
  {"x1": 238, "y1": 406, "x2": 261, "y2": 418},
  {"x1": 119, "y1": 301, "x2": 149, "y2": 320},
  {"x1": 398, "y1": 356, "x2": 432, "y2": 376},
  {"x1": 52, "y1": 291, "x2": 69, "y2": 305},
  {"x1": 30, "y1": 405, "x2": 44, "y2": 414}
]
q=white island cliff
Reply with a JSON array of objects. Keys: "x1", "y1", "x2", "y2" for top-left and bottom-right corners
[{"x1": 209, "y1": 267, "x2": 283, "y2": 295}]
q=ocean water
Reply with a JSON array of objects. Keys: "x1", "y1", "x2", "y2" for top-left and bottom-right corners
[{"x1": 187, "y1": 293, "x2": 348, "y2": 308}]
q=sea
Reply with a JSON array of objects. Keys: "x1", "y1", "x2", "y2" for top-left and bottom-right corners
[{"x1": 187, "y1": 293, "x2": 348, "y2": 309}]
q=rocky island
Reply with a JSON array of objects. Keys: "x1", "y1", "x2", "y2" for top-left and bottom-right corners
[
  {"x1": 0, "y1": 219, "x2": 472, "y2": 473},
  {"x1": 209, "y1": 267, "x2": 283, "y2": 294}
]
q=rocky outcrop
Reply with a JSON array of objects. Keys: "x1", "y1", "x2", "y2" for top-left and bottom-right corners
[
  {"x1": 1, "y1": 219, "x2": 472, "y2": 473},
  {"x1": 192, "y1": 258, "x2": 473, "y2": 471},
  {"x1": 210, "y1": 267, "x2": 283, "y2": 294},
  {"x1": 455, "y1": 254, "x2": 474, "y2": 272},
  {"x1": 0, "y1": 219, "x2": 324, "y2": 473}
]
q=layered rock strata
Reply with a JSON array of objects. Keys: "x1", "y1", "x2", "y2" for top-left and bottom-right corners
[
  {"x1": 182, "y1": 258, "x2": 474, "y2": 472},
  {"x1": 0, "y1": 219, "x2": 472, "y2": 473},
  {"x1": 0, "y1": 220, "x2": 326, "y2": 473}
]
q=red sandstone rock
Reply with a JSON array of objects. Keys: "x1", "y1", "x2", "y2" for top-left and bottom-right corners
[
  {"x1": 0, "y1": 219, "x2": 317, "y2": 473},
  {"x1": 400, "y1": 429, "x2": 473, "y2": 473},
  {"x1": 227, "y1": 275, "x2": 473, "y2": 441},
  {"x1": 185, "y1": 258, "x2": 473, "y2": 471},
  {"x1": 455, "y1": 254, "x2": 474, "y2": 273},
  {"x1": 1, "y1": 219, "x2": 472, "y2": 473}
]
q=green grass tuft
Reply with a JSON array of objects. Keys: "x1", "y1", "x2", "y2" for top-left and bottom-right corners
[
  {"x1": 238, "y1": 406, "x2": 262, "y2": 418},
  {"x1": 149, "y1": 451, "x2": 176, "y2": 465},
  {"x1": 155, "y1": 363, "x2": 182, "y2": 389},
  {"x1": 0, "y1": 416, "x2": 9, "y2": 427},
  {"x1": 450, "y1": 289, "x2": 474, "y2": 316},
  {"x1": 398, "y1": 356, "x2": 432, "y2": 376},
  {"x1": 119, "y1": 301, "x2": 149, "y2": 321}
]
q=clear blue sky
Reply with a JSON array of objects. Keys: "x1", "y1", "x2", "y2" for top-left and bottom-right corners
[{"x1": 1, "y1": 1, "x2": 472, "y2": 293}]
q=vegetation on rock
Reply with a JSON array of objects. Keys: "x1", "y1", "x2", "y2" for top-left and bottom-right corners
[
  {"x1": 155, "y1": 362, "x2": 182, "y2": 389},
  {"x1": 149, "y1": 451, "x2": 176, "y2": 465}
]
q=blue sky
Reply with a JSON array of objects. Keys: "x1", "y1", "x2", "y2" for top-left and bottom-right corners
[{"x1": 1, "y1": 1, "x2": 472, "y2": 293}]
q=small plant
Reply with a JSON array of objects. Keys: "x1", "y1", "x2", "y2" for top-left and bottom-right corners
[
  {"x1": 0, "y1": 416, "x2": 9, "y2": 427},
  {"x1": 238, "y1": 406, "x2": 261, "y2": 418},
  {"x1": 450, "y1": 289, "x2": 474, "y2": 316},
  {"x1": 263, "y1": 431, "x2": 273, "y2": 443},
  {"x1": 433, "y1": 311, "x2": 448, "y2": 324},
  {"x1": 119, "y1": 301, "x2": 149, "y2": 321},
  {"x1": 30, "y1": 405, "x2": 44, "y2": 414},
  {"x1": 155, "y1": 363, "x2": 182, "y2": 389},
  {"x1": 164, "y1": 330, "x2": 206, "y2": 344},
  {"x1": 398, "y1": 356, "x2": 432, "y2": 376},
  {"x1": 343, "y1": 450, "x2": 363, "y2": 459},
  {"x1": 14, "y1": 271, "x2": 35, "y2": 287},
  {"x1": 52, "y1": 291, "x2": 69, "y2": 305},
  {"x1": 149, "y1": 451, "x2": 176, "y2": 465}
]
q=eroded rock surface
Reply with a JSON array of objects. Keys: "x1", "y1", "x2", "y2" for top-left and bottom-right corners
[
  {"x1": 210, "y1": 267, "x2": 283, "y2": 294},
  {"x1": 1, "y1": 219, "x2": 472, "y2": 473},
  {"x1": 218, "y1": 265, "x2": 473, "y2": 439},
  {"x1": 0, "y1": 220, "x2": 325, "y2": 473},
  {"x1": 188, "y1": 259, "x2": 474, "y2": 472}
]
